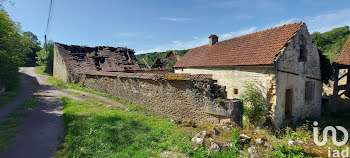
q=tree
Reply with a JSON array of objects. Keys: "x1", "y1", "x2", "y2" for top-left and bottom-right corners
[
  {"x1": 23, "y1": 31, "x2": 41, "y2": 65},
  {"x1": 23, "y1": 31, "x2": 41, "y2": 45},
  {"x1": 0, "y1": 9, "x2": 34, "y2": 90},
  {"x1": 311, "y1": 26, "x2": 350, "y2": 84},
  {"x1": 36, "y1": 41, "x2": 54, "y2": 74}
]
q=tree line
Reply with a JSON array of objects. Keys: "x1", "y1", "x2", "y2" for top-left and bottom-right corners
[{"x1": 0, "y1": 8, "x2": 53, "y2": 92}]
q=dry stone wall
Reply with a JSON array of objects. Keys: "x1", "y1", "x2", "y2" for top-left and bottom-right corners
[{"x1": 71, "y1": 72, "x2": 242, "y2": 126}]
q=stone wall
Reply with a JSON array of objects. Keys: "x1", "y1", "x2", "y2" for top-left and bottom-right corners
[
  {"x1": 53, "y1": 44, "x2": 70, "y2": 82},
  {"x1": 70, "y1": 72, "x2": 243, "y2": 125}
]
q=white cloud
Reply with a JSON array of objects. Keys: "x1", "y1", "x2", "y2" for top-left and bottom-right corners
[
  {"x1": 306, "y1": 8, "x2": 350, "y2": 33},
  {"x1": 220, "y1": 27, "x2": 257, "y2": 40},
  {"x1": 269, "y1": 8, "x2": 350, "y2": 33},
  {"x1": 274, "y1": 18, "x2": 299, "y2": 27},
  {"x1": 137, "y1": 27, "x2": 257, "y2": 54},
  {"x1": 159, "y1": 17, "x2": 192, "y2": 22}
]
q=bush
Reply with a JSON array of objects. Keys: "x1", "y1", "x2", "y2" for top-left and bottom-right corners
[
  {"x1": 0, "y1": 9, "x2": 39, "y2": 91},
  {"x1": 240, "y1": 82, "x2": 266, "y2": 126},
  {"x1": 272, "y1": 143, "x2": 310, "y2": 158},
  {"x1": 36, "y1": 41, "x2": 54, "y2": 74}
]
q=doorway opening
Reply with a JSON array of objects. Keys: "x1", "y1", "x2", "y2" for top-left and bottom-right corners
[{"x1": 284, "y1": 89, "x2": 293, "y2": 125}]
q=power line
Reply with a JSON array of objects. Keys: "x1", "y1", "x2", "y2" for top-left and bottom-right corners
[{"x1": 45, "y1": 0, "x2": 54, "y2": 51}]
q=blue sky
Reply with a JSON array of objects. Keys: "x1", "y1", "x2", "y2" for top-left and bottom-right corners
[{"x1": 4, "y1": 0, "x2": 350, "y2": 54}]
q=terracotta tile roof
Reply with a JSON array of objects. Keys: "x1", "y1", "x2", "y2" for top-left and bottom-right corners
[
  {"x1": 174, "y1": 22, "x2": 304, "y2": 68},
  {"x1": 335, "y1": 37, "x2": 350, "y2": 65}
]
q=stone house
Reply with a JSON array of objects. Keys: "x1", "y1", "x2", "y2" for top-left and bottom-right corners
[{"x1": 174, "y1": 22, "x2": 322, "y2": 127}]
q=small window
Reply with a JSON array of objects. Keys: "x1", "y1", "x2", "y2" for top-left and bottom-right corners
[
  {"x1": 305, "y1": 81, "x2": 314, "y2": 102},
  {"x1": 299, "y1": 35, "x2": 307, "y2": 62},
  {"x1": 299, "y1": 47, "x2": 307, "y2": 62},
  {"x1": 234, "y1": 89, "x2": 238, "y2": 94},
  {"x1": 181, "y1": 68, "x2": 184, "y2": 72}
]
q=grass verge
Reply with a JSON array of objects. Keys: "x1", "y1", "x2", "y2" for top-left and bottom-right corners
[
  {"x1": 0, "y1": 96, "x2": 38, "y2": 152},
  {"x1": 56, "y1": 97, "x2": 195, "y2": 157},
  {"x1": 35, "y1": 66, "x2": 51, "y2": 76}
]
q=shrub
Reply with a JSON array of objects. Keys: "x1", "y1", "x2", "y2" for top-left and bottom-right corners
[
  {"x1": 36, "y1": 41, "x2": 54, "y2": 74},
  {"x1": 240, "y1": 82, "x2": 266, "y2": 126},
  {"x1": 271, "y1": 143, "x2": 310, "y2": 158}
]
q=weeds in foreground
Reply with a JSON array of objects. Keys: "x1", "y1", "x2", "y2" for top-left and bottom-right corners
[
  {"x1": 0, "y1": 97, "x2": 38, "y2": 152},
  {"x1": 240, "y1": 82, "x2": 266, "y2": 126},
  {"x1": 272, "y1": 143, "x2": 311, "y2": 158}
]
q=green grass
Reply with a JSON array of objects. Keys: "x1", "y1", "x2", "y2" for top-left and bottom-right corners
[
  {"x1": 0, "y1": 85, "x2": 21, "y2": 107},
  {"x1": 35, "y1": 66, "x2": 51, "y2": 76},
  {"x1": 56, "y1": 97, "x2": 195, "y2": 158},
  {"x1": 0, "y1": 97, "x2": 38, "y2": 152}
]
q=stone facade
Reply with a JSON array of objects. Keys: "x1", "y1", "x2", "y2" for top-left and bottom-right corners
[{"x1": 175, "y1": 24, "x2": 322, "y2": 127}]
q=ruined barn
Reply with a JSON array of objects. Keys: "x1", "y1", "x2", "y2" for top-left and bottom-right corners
[
  {"x1": 174, "y1": 22, "x2": 322, "y2": 127},
  {"x1": 53, "y1": 43, "x2": 141, "y2": 82}
]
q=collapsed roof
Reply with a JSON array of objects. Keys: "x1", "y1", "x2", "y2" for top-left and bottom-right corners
[{"x1": 55, "y1": 43, "x2": 141, "y2": 73}]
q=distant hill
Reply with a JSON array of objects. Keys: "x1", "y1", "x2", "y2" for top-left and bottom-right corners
[
  {"x1": 136, "y1": 49, "x2": 189, "y2": 70},
  {"x1": 312, "y1": 26, "x2": 350, "y2": 61}
]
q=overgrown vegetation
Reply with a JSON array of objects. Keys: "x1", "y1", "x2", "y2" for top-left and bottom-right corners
[
  {"x1": 0, "y1": 9, "x2": 41, "y2": 91},
  {"x1": 0, "y1": 96, "x2": 38, "y2": 152},
  {"x1": 272, "y1": 143, "x2": 309, "y2": 158},
  {"x1": 36, "y1": 41, "x2": 54, "y2": 74},
  {"x1": 136, "y1": 49, "x2": 189, "y2": 68},
  {"x1": 312, "y1": 26, "x2": 350, "y2": 62},
  {"x1": 35, "y1": 66, "x2": 51, "y2": 76},
  {"x1": 311, "y1": 26, "x2": 350, "y2": 84},
  {"x1": 240, "y1": 82, "x2": 266, "y2": 126},
  {"x1": 56, "y1": 97, "x2": 195, "y2": 157}
]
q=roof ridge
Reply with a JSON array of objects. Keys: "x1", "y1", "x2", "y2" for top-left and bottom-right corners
[
  {"x1": 190, "y1": 22, "x2": 304, "y2": 50},
  {"x1": 215, "y1": 21, "x2": 304, "y2": 44},
  {"x1": 174, "y1": 22, "x2": 306, "y2": 68}
]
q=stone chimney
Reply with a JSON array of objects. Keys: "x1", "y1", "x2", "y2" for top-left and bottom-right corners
[{"x1": 209, "y1": 34, "x2": 218, "y2": 46}]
